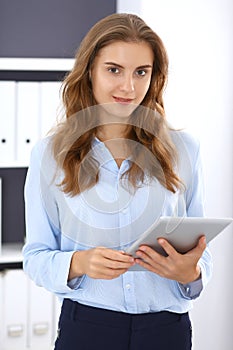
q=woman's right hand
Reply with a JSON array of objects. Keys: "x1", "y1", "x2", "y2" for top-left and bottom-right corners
[{"x1": 68, "y1": 247, "x2": 135, "y2": 280}]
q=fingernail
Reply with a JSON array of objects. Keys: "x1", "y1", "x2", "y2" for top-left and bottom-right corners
[{"x1": 139, "y1": 246, "x2": 146, "y2": 251}]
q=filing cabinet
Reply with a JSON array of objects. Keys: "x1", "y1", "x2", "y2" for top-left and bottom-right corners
[
  {"x1": 0, "y1": 75, "x2": 62, "y2": 349},
  {"x1": 0, "y1": 268, "x2": 60, "y2": 350}
]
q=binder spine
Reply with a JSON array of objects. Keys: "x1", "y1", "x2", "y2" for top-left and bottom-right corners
[{"x1": 0, "y1": 177, "x2": 2, "y2": 255}]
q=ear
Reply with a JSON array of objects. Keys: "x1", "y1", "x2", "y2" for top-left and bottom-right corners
[{"x1": 89, "y1": 71, "x2": 92, "y2": 82}]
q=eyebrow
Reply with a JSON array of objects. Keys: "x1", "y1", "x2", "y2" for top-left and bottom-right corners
[{"x1": 104, "y1": 62, "x2": 153, "y2": 69}]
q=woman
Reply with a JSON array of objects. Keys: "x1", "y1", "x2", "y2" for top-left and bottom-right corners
[{"x1": 23, "y1": 13, "x2": 212, "y2": 350}]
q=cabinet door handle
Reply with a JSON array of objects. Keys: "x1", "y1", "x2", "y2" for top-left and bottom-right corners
[
  {"x1": 33, "y1": 322, "x2": 49, "y2": 335},
  {"x1": 7, "y1": 324, "x2": 24, "y2": 337}
]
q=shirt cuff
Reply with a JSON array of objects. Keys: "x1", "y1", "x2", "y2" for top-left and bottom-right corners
[
  {"x1": 53, "y1": 251, "x2": 85, "y2": 292},
  {"x1": 178, "y1": 265, "x2": 204, "y2": 300},
  {"x1": 178, "y1": 277, "x2": 203, "y2": 299},
  {"x1": 67, "y1": 275, "x2": 86, "y2": 290},
  {"x1": 63, "y1": 250, "x2": 86, "y2": 290}
]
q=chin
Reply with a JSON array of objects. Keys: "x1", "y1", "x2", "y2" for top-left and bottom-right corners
[{"x1": 98, "y1": 102, "x2": 139, "y2": 120}]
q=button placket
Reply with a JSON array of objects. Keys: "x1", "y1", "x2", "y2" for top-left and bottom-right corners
[{"x1": 122, "y1": 273, "x2": 137, "y2": 313}]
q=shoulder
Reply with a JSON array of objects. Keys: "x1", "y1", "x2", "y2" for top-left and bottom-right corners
[
  {"x1": 30, "y1": 136, "x2": 54, "y2": 163},
  {"x1": 170, "y1": 129, "x2": 201, "y2": 160},
  {"x1": 29, "y1": 136, "x2": 57, "y2": 181},
  {"x1": 169, "y1": 129, "x2": 203, "y2": 187}
]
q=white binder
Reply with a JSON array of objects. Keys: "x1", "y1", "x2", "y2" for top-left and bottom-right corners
[
  {"x1": 1, "y1": 270, "x2": 28, "y2": 350},
  {"x1": 0, "y1": 272, "x2": 3, "y2": 347},
  {"x1": 0, "y1": 273, "x2": 3, "y2": 349},
  {"x1": 0, "y1": 177, "x2": 2, "y2": 255},
  {"x1": 28, "y1": 280, "x2": 54, "y2": 349},
  {"x1": 0, "y1": 81, "x2": 16, "y2": 163},
  {"x1": 16, "y1": 82, "x2": 40, "y2": 164},
  {"x1": 40, "y1": 81, "x2": 61, "y2": 137}
]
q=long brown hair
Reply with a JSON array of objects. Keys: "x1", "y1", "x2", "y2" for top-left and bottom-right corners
[{"x1": 52, "y1": 13, "x2": 181, "y2": 195}]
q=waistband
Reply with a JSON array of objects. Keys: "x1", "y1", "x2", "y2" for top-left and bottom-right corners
[{"x1": 61, "y1": 299, "x2": 189, "y2": 330}]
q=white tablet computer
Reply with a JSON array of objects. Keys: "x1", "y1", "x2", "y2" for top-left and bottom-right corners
[{"x1": 126, "y1": 216, "x2": 233, "y2": 260}]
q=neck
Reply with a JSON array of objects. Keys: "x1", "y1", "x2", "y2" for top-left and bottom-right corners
[{"x1": 97, "y1": 123, "x2": 134, "y2": 141}]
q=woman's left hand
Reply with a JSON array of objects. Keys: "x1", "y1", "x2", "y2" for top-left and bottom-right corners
[{"x1": 135, "y1": 236, "x2": 206, "y2": 284}]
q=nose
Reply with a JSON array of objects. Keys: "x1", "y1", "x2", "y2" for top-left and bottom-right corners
[{"x1": 119, "y1": 74, "x2": 135, "y2": 93}]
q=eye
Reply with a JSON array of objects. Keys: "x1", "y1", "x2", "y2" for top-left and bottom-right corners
[
  {"x1": 108, "y1": 67, "x2": 120, "y2": 74},
  {"x1": 136, "y1": 69, "x2": 146, "y2": 77}
]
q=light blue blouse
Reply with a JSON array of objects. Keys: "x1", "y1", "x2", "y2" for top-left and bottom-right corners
[{"x1": 23, "y1": 130, "x2": 212, "y2": 314}]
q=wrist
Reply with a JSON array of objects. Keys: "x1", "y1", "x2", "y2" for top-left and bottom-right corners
[
  {"x1": 193, "y1": 265, "x2": 202, "y2": 282},
  {"x1": 68, "y1": 251, "x2": 85, "y2": 281},
  {"x1": 179, "y1": 265, "x2": 201, "y2": 285}
]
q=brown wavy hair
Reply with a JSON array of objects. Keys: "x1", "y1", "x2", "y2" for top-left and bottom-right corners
[{"x1": 52, "y1": 13, "x2": 181, "y2": 195}]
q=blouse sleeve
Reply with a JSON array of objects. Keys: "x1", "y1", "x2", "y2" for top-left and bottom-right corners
[
  {"x1": 177, "y1": 132, "x2": 213, "y2": 299},
  {"x1": 22, "y1": 139, "x2": 84, "y2": 295}
]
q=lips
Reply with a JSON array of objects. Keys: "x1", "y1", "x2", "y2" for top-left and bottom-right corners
[{"x1": 113, "y1": 96, "x2": 134, "y2": 104}]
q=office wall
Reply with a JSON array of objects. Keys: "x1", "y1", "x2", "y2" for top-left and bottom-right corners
[
  {"x1": 118, "y1": 1, "x2": 233, "y2": 349},
  {"x1": 0, "y1": 0, "x2": 116, "y2": 58}
]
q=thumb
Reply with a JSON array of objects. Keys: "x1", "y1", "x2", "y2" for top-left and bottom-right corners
[{"x1": 193, "y1": 235, "x2": 206, "y2": 256}]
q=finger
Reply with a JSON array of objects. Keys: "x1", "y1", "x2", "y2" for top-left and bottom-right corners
[
  {"x1": 96, "y1": 248, "x2": 135, "y2": 270},
  {"x1": 157, "y1": 238, "x2": 179, "y2": 257},
  {"x1": 87, "y1": 258, "x2": 130, "y2": 279},
  {"x1": 104, "y1": 249, "x2": 135, "y2": 263},
  {"x1": 135, "y1": 246, "x2": 166, "y2": 268},
  {"x1": 198, "y1": 235, "x2": 207, "y2": 249},
  {"x1": 134, "y1": 257, "x2": 167, "y2": 276},
  {"x1": 103, "y1": 257, "x2": 135, "y2": 270},
  {"x1": 189, "y1": 235, "x2": 206, "y2": 256}
]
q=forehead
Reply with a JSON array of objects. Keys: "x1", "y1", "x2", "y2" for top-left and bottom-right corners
[{"x1": 95, "y1": 41, "x2": 154, "y2": 66}]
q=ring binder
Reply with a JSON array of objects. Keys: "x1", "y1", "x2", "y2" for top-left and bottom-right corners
[{"x1": 0, "y1": 177, "x2": 2, "y2": 255}]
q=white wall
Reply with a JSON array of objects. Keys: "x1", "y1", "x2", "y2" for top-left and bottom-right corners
[{"x1": 118, "y1": 1, "x2": 233, "y2": 349}]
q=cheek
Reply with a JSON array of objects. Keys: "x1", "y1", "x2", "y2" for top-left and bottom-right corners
[
  {"x1": 92, "y1": 79, "x2": 114, "y2": 105},
  {"x1": 137, "y1": 80, "x2": 151, "y2": 100},
  {"x1": 144, "y1": 77, "x2": 152, "y2": 93},
  {"x1": 92, "y1": 76, "x2": 112, "y2": 95}
]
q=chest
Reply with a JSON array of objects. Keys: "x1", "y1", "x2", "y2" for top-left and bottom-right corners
[{"x1": 53, "y1": 171, "x2": 186, "y2": 248}]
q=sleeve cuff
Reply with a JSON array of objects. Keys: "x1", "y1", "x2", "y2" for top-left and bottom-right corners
[
  {"x1": 178, "y1": 277, "x2": 203, "y2": 299},
  {"x1": 178, "y1": 264, "x2": 204, "y2": 300},
  {"x1": 54, "y1": 251, "x2": 85, "y2": 292},
  {"x1": 68, "y1": 275, "x2": 86, "y2": 290}
]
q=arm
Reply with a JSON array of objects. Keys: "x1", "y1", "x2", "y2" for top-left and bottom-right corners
[
  {"x1": 134, "y1": 236, "x2": 206, "y2": 284},
  {"x1": 69, "y1": 248, "x2": 135, "y2": 281},
  {"x1": 181, "y1": 134, "x2": 213, "y2": 298},
  {"x1": 23, "y1": 140, "x2": 134, "y2": 294},
  {"x1": 134, "y1": 133, "x2": 213, "y2": 299},
  {"x1": 22, "y1": 140, "x2": 78, "y2": 294}
]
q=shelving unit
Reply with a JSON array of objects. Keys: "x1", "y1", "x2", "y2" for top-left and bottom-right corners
[
  {"x1": 0, "y1": 243, "x2": 23, "y2": 266},
  {"x1": 0, "y1": 1, "x2": 117, "y2": 347},
  {"x1": 0, "y1": 70, "x2": 63, "y2": 349},
  {"x1": 0, "y1": 63, "x2": 65, "y2": 349}
]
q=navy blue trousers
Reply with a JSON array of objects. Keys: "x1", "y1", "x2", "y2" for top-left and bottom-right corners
[{"x1": 54, "y1": 299, "x2": 192, "y2": 350}]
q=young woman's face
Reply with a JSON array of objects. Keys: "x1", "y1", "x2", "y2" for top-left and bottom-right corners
[{"x1": 90, "y1": 40, "x2": 154, "y2": 116}]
